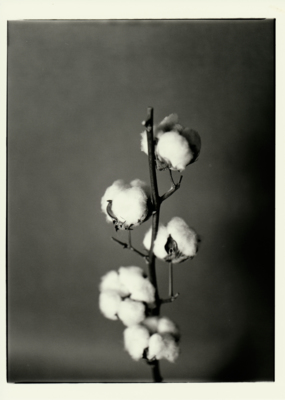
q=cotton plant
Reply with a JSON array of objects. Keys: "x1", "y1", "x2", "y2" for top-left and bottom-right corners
[{"x1": 99, "y1": 108, "x2": 201, "y2": 382}]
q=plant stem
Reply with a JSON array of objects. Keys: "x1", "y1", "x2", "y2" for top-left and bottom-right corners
[
  {"x1": 144, "y1": 106, "x2": 163, "y2": 383},
  {"x1": 169, "y1": 262, "x2": 173, "y2": 298}
]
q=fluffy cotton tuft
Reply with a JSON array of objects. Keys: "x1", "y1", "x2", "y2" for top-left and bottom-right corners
[
  {"x1": 156, "y1": 130, "x2": 193, "y2": 171},
  {"x1": 139, "y1": 114, "x2": 201, "y2": 172},
  {"x1": 143, "y1": 225, "x2": 169, "y2": 260},
  {"x1": 147, "y1": 333, "x2": 165, "y2": 361},
  {"x1": 118, "y1": 298, "x2": 146, "y2": 326},
  {"x1": 101, "y1": 179, "x2": 151, "y2": 229},
  {"x1": 147, "y1": 333, "x2": 180, "y2": 363},
  {"x1": 99, "y1": 291, "x2": 122, "y2": 320},
  {"x1": 157, "y1": 317, "x2": 180, "y2": 340},
  {"x1": 118, "y1": 266, "x2": 155, "y2": 303},
  {"x1": 124, "y1": 325, "x2": 150, "y2": 361},
  {"x1": 99, "y1": 270, "x2": 130, "y2": 297},
  {"x1": 161, "y1": 334, "x2": 180, "y2": 363},
  {"x1": 167, "y1": 217, "x2": 198, "y2": 260},
  {"x1": 143, "y1": 217, "x2": 198, "y2": 264},
  {"x1": 142, "y1": 317, "x2": 159, "y2": 334}
]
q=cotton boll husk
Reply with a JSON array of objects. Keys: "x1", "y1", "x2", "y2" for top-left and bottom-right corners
[
  {"x1": 162, "y1": 334, "x2": 180, "y2": 363},
  {"x1": 111, "y1": 186, "x2": 149, "y2": 227},
  {"x1": 154, "y1": 114, "x2": 179, "y2": 135},
  {"x1": 118, "y1": 298, "x2": 146, "y2": 326},
  {"x1": 99, "y1": 290, "x2": 122, "y2": 320},
  {"x1": 147, "y1": 333, "x2": 165, "y2": 361},
  {"x1": 180, "y1": 127, "x2": 201, "y2": 164},
  {"x1": 143, "y1": 225, "x2": 169, "y2": 260},
  {"x1": 157, "y1": 317, "x2": 180, "y2": 340},
  {"x1": 99, "y1": 270, "x2": 130, "y2": 297},
  {"x1": 124, "y1": 325, "x2": 150, "y2": 361},
  {"x1": 101, "y1": 180, "x2": 126, "y2": 221},
  {"x1": 142, "y1": 317, "x2": 159, "y2": 334},
  {"x1": 156, "y1": 131, "x2": 193, "y2": 171},
  {"x1": 167, "y1": 217, "x2": 198, "y2": 259}
]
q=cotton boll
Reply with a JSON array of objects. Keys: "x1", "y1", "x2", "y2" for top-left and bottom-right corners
[
  {"x1": 142, "y1": 317, "x2": 159, "y2": 334},
  {"x1": 167, "y1": 217, "x2": 198, "y2": 260},
  {"x1": 99, "y1": 291, "x2": 122, "y2": 320},
  {"x1": 118, "y1": 266, "x2": 155, "y2": 303},
  {"x1": 124, "y1": 325, "x2": 150, "y2": 361},
  {"x1": 143, "y1": 225, "x2": 169, "y2": 260},
  {"x1": 157, "y1": 317, "x2": 180, "y2": 340},
  {"x1": 111, "y1": 186, "x2": 149, "y2": 228},
  {"x1": 156, "y1": 130, "x2": 193, "y2": 171},
  {"x1": 162, "y1": 334, "x2": 180, "y2": 363},
  {"x1": 99, "y1": 270, "x2": 130, "y2": 297},
  {"x1": 147, "y1": 333, "x2": 165, "y2": 361},
  {"x1": 130, "y1": 277, "x2": 155, "y2": 304},
  {"x1": 101, "y1": 180, "x2": 126, "y2": 222},
  {"x1": 118, "y1": 298, "x2": 146, "y2": 326}
]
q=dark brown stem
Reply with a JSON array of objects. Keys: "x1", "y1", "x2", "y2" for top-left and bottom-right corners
[{"x1": 144, "y1": 107, "x2": 162, "y2": 383}]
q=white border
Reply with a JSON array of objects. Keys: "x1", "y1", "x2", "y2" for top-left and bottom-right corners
[{"x1": 1, "y1": 1, "x2": 284, "y2": 399}]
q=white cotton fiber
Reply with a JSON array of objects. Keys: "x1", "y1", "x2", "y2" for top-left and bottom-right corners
[
  {"x1": 99, "y1": 270, "x2": 130, "y2": 297},
  {"x1": 142, "y1": 317, "x2": 159, "y2": 334},
  {"x1": 155, "y1": 114, "x2": 179, "y2": 135},
  {"x1": 101, "y1": 179, "x2": 126, "y2": 221},
  {"x1": 147, "y1": 333, "x2": 165, "y2": 361},
  {"x1": 156, "y1": 130, "x2": 193, "y2": 171},
  {"x1": 118, "y1": 266, "x2": 155, "y2": 303},
  {"x1": 118, "y1": 298, "x2": 145, "y2": 327},
  {"x1": 143, "y1": 225, "x2": 169, "y2": 260},
  {"x1": 111, "y1": 186, "x2": 148, "y2": 227},
  {"x1": 167, "y1": 217, "x2": 198, "y2": 259},
  {"x1": 157, "y1": 317, "x2": 180, "y2": 340},
  {"x1": 124, "y1": 325, "x2": 150, "y2": 361},
  {"x1": 99, "y1": 290, "x2": 122, "y2": 320},
  {"x1": 162, "y1": 334, "x2": 180, "y2": 363}
]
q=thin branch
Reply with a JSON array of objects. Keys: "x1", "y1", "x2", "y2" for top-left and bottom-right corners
[
  {"x1": 160, "y1": 292, "x2": 180, "y2": 304},
  {"x1": 111, "y1": 235, "x2": 149, "y2": 262},
  {"x1": 160, "y1": 170, "x2": 183, "y2": 202}
]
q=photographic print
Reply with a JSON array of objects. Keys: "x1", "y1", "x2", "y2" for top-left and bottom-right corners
[{"x1": 7, "y1": 19, "x2": 275, "y2": 383}]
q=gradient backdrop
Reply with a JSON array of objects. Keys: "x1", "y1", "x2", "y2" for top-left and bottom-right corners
[{"x1": 7, "y1": 20, "x2": 274, "y2": 382}]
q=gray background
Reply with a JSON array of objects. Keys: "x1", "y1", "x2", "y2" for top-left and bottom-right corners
[{"x1": 7, "y1": 20, "x2": 274, "y2": 382}]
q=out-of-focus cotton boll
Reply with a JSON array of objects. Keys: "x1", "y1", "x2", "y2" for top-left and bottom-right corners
[
  {"x1": 157, "y1": 317, "x2": 180, "y2": 340},
  {"x1": 154, "y1": 113, "x2": 180, "y2": 136},
  {"x1": 118, "y1": 266, "x2": 155, "y2": 303},
  {"x1": 167, "y1": 217, "x2": 198, "y2": 261},
  {"x1": 124, "y1": 325, "x2": 150, "y2": 361},
  {"x1": 99, "y1": 270, "x2": 130, "y2": 297},
  {"x1": 99, "y1": 291, "x2": 122, "y2": 320},
  {"x1": 142, "y1": 317, "x2": 159, "y2": 334},
  {"x1": 162, "y1": 334, "x2": 180, "y2": 363},
  {"x1": 147, "y1": 333, "x2": 165, "y2": 361},
  {"x1": 118, "y1": 299, "x2": 146, "y2": 326},
  {"x1": 156, "y1": 130, "x2": 193, "y2": 171},
  {"x1": 101, "y1": 179, "x2": 152, "y2": 230},
  {"x1": 143, "y1": 225, "x2": 169, "y2": 260}
]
